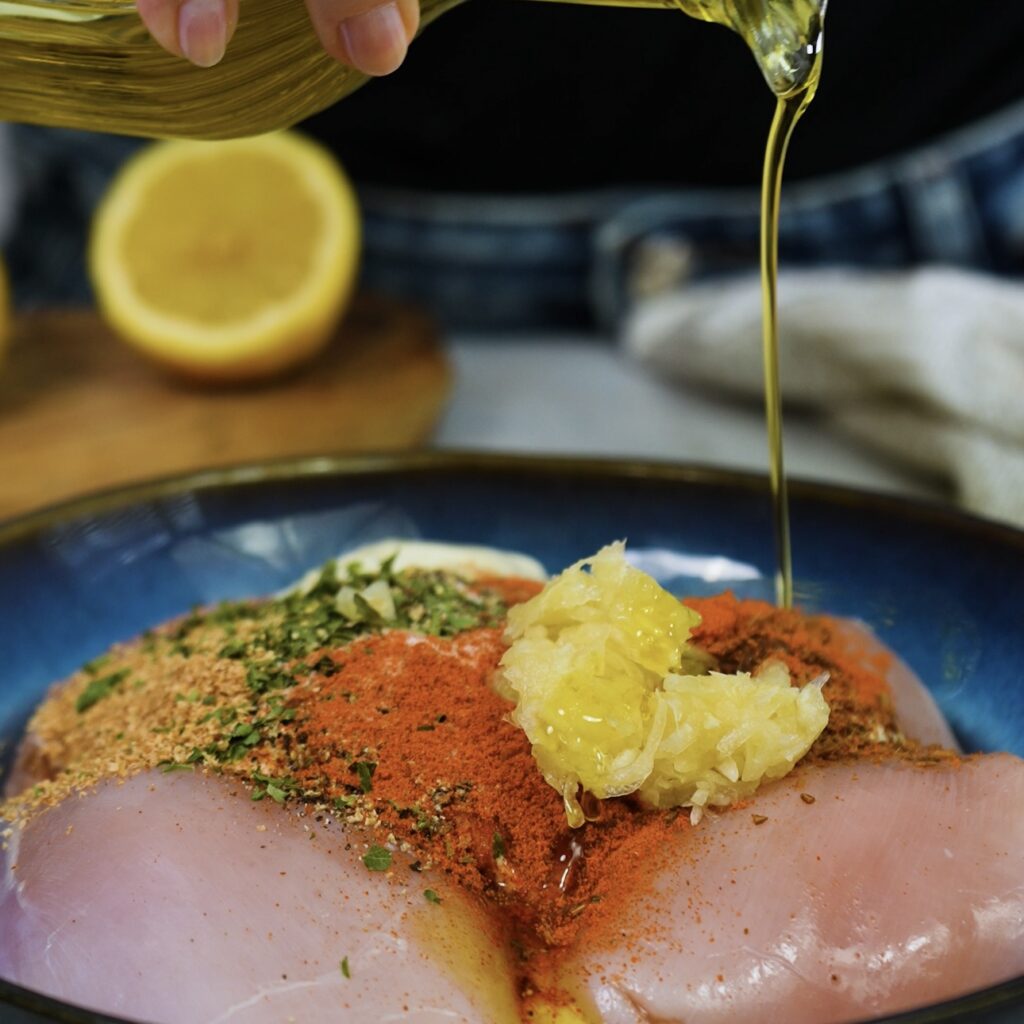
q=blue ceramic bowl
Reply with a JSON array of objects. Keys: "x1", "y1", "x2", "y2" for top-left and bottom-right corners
[{"x1": 1, "y1": 453, "x2": 1022, "y2": 1024}]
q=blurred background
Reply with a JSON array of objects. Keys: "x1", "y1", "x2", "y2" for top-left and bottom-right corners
[{"x1": 2, "y1": 0, "x2": 1023, "y2": 526}]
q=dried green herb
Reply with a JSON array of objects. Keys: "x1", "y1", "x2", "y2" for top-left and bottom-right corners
[
  {"x1": 492, "y1": 831, "x2": 507, "y2": 861},
  {"x1": 76, "y1": 669, "x2": 129, "y2": 713},
  {"x1": 352, "y1": 760, "x2": 376, "y2": 794},
  {"x1": 362, "y1": 845, "x2": 392, "y2": 872}
]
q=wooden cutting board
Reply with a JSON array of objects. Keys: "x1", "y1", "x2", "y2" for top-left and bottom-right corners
[{"x1": 0, "y1": 296, "x2": 451, "y2": 521}]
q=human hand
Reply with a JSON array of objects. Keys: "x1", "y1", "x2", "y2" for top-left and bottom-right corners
[{"x1": 136, "y1": 0, "x2": 419, "y2": 75}]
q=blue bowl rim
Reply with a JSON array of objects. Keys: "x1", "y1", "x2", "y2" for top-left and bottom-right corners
[
  {"x1": 1, "y1": 449, "x2": 1022, "y2": 550},
  {"x1": 1, "y1": 450, "x2": 1022, "y2": 1024}
]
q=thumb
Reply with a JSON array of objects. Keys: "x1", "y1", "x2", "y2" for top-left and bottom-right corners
[{"x1": 304, "y1": 0, "x2": 420, "y2": 75}]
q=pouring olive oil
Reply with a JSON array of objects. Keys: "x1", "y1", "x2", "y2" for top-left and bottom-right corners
[
  {"x1": 760, "y1": 81, "x2": 822, "y2": 607},
  {"x1": 0, "y1": 0, "x2": 825, "y2": 606},
  {"x1": 577, "y1": 3, "x2": 823, "y2": 596},
  {"x1": 747, "y1": 1, "x2": 824, "y2": 606},
  {"x1": 678, "y1": 0, "x2": 825, "y2": 606}
]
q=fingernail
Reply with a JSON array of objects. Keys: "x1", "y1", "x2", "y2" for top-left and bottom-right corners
[
  {"x1": 179, "y1": 0, "x2": 227, "y2": 68},
  {"x1": 339, "y1": 2, "x2": 408, "y2": 76}
]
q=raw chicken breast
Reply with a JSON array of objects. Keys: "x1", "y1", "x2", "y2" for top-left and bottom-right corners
[
  {"x1": 5, "y1": 760, "x2": 1023, "y2": 1024},
  {"x1": 563, "y1": 755, "x2": 1024, "y2": 1024},
  {"x1": 0, "y1": 770, "x2": 519, "y2": 1024}
]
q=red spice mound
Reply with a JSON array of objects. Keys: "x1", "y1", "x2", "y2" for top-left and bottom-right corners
[{"x1": 283, "y1": 591, "x2": 928, "y2": 948}]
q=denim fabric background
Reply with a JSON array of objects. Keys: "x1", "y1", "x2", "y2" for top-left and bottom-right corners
[{"x1": 6, "y1": 98, "x2": 1024, "y2": 331}]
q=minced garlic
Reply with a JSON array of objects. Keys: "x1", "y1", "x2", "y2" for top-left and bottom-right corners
[{"x1": 496, "y1": 542, "x2": 830, "y2": 826}]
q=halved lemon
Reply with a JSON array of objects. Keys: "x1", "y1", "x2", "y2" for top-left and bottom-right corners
[{"x1": 89, "y1": 132, "x2": 360, "y2": 382}]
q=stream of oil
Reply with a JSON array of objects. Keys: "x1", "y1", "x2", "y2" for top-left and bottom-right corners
[
  {"x1": 761, "y1": 90, "x2": 814, "y2": 608},
  {"x1": 672, "y1": 0, "x2": 825, "y2": 607}
]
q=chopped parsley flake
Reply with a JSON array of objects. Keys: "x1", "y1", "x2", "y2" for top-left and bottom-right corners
[
  {"x1": 362, "y1": 845, "x2": 392, "y2": 872},
  {"x1": 352, "y1": 760, "x2": 376, "y2": 794},
  {"x1": 76, "y1": 669, "x2": 130, "y2": 713},
  {"x1": 82, "y1": 654, "x2": 111, "y2": 676}
]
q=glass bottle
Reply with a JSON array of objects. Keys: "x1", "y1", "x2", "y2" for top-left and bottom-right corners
[{"x1": 0, "y1": 0, "x2": 823, "y2": 139}]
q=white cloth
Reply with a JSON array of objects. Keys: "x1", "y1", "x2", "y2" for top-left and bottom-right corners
[{"x1": 625, "y1": 266, "x2": 1024, "y2": 528}]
